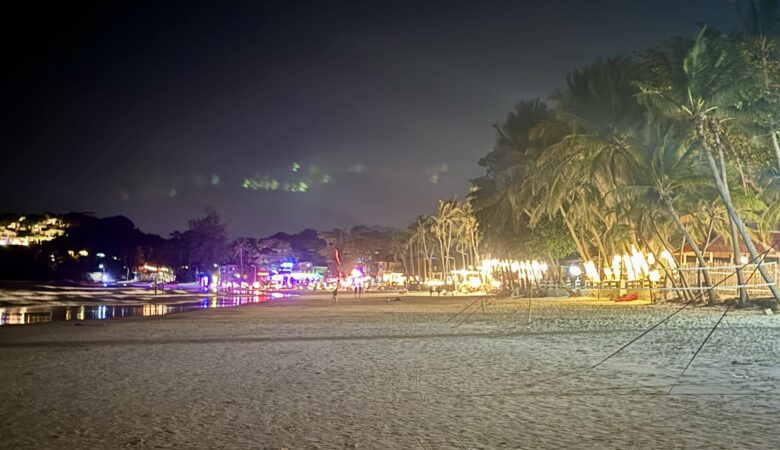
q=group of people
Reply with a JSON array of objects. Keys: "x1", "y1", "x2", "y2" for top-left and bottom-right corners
[
  {"x1": 429, "y1": 285, "x2": 455, "y2": 296},
  {"x1": 331, "y1": 284, "x2": 366, "y2": 302}
]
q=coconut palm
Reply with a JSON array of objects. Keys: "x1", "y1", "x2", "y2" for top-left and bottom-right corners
[
  {"x1": 612, "y1": 123, "x2": 718, "y2": 301},
  {"x1": 525, "y1": 57, "x2": 646, "y2": 263},
  {"x1": 470, "y1": 99, "x2": 553, "y2": 256},
  {"x1": 412, "y1": 215, "x2": 434, "y2": 281},
  {"x1": 432, "y1": 199, "x2": 460, "y2": 278},
  {"x1": 390, "y1": 229, "x2": 412, "y2": 278},
  {"x1": 636, "y1": 26, "x2": 780, "y2": 302},
  {"x1": 231, "y1": 238, "x2": 252, "y2": 276}
]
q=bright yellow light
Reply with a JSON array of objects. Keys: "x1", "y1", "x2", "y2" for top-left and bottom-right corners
[
  {"x1": 623, "y1": 254, "x2": 636, "y2": 281},
  {"x1": 78, "y1": 250, "x2": 89, "y2": 257},
  {"x1": 612, "y1": 255, "x2": 622, "y2": 280},
  {"x1": 648, "y1": 270, "x2": 661, "y2": 282},
  {"x1": 584, "y1": 261, "x2": 600, "y2": 282},
  {"x1": 468, "y1": 277, "x2": 482, "y2": 289},
  {"x1": 660, "y1": 250, "x2": 676, "y2": 268},
  {"x1": 739, "y1": 256, "x2": 749, "y2": 265}
]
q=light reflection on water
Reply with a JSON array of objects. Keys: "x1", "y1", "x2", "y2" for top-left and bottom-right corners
[{"x1": 0, "y1": 293, "x2": 289, "y2": 326}]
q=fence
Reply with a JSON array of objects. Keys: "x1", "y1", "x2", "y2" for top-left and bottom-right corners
[
  {"x1": 531, "y1": 261, "x2": 779, "y2": 299},
  {"x1": 677, "y1": 262, "x2": 779, "y2": 298}
]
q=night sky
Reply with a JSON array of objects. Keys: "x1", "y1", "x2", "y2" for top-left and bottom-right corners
[{"x1": 2, "y1": 0, "x2": 733, "y2": 238}]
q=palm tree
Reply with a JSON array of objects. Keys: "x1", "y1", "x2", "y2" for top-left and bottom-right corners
[
  {"x1": 405, "y1": 225, "x2": 417, "y2": 281},
  {"x1": 432, "y1": 199, "x2": 460, "y2": 278},
  {"x1": 732, "y1": 1, "x2": 780, "y2": 173},
  {"x1": 637, "y1": 26, "x2": 780, "y2": 302},
  {"x1": 412, "y1": 215, "x2": 433, "y2": 280},
  {"x1": 524, "y1": 57, "x2": 646, "y2": 264},
  {"x1": 470, "y1": 100, "x2": 555, "y2": 258},
  {"x1": 231, "y1": 238, "x2": 252, "y2": 277},
  {"x1": 458, "y1": 201, "x2": 481, "y2": 269},
  {"x1": 391, "y1": 230, "x2": 411, "y2": 278},
  {"x1": 611, "y1": 122, "x2": 718, "y2": 301}
]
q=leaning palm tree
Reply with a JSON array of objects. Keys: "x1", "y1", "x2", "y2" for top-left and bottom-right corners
[
  {"x1": 528, "y1": 56, "x2": 646, "y2": 264},
  {"x1": 613, "y1": 123, "x2": 718, "y2": 302},
  {"x1": 637, "y1": 26, "x2": 780, "y2": 302}
]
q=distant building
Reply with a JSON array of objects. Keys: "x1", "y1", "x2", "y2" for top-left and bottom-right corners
[
  {"x1": 0, "y1": 215, "x2": 68, "y2": 246},
  {"x1": 135, "y1": 264, "x2": 176, "y2": 283}
]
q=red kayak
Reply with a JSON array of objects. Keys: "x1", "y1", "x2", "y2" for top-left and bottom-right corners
[{"x1": 614, "y1": 293, "x2": 638, "y2": 302}]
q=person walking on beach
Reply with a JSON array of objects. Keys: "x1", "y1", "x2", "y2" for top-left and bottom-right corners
[{"x1": 332, "y1": 286, "x2": 339, "y2": 302}]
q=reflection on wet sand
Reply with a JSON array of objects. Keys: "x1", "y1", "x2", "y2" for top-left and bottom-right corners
[{"x1": 0, "y1": 294, "x2": 288, "y2": 325}]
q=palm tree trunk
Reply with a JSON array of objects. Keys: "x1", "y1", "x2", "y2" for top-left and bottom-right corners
[
  {"x1": 445, "y1": 224, "x2": 453, "y2": 276},
  {"x1": 419, "y1": 234, "x2": 429, "y2": 281},
  {"x1": 400, "y1": 254, "x2": 409, "y2": 277},
  {"x1": 471, "y1": 229, "x2": 480, "y2": 268},
  {"x1": 651, "y1": 222, "x2": 693, "y2": 302},
  {"x1": 772, "y1": 132, "x2": 780, "y2": 174},
  {"x1": 662, "y1": 195, "x2": 714, "y2": 303},
  {"x1": 717, "y1": 144, "x2": 749, "y2": 305},
  {"x1": 702, "y1": 212, "x2": 715, "y2": 254},
  {"x1": 702, "y1": 121, "x2": 780, "y2": 303},
  {"x1": 437, "y1": 235, "x2": 446, "y2": 280},
  {"x1": 589, "y1": 227, "x2": 608, "y2": 266},
  {"x1": 559, "y1": 205, "x2": 591, "y2": 261},
  {"x1": 703, "y1": 147, "x2": 780, "y2": 301},
  {"x1": 408, "y1": 241, "x2": 416, "y2": 281}
]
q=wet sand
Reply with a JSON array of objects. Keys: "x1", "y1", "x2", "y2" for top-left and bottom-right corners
[{"x1": 1, "y1": 294, "x2": 779, "y2": 449}]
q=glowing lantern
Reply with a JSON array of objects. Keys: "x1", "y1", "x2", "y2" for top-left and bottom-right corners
[
  {"x1": 584, "y1": 261, "x2": 600, "y2": 283},
  {"x1": 623, "y1": 254, "x2": 636, "y2": 281},
  {"x1": 660, "y1": 250, "x2": 676, "y2": 269},
  {"x1": 648, "y1": 270, "x2": 661, "y2": 282},
  {"x1": 612, "y1": 255, "x2": 622, "y2": 280}
]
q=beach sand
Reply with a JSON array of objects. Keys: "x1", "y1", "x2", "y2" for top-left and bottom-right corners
[{"x1": 1, "y1": 294, "x2": 779, "y2": 449}]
